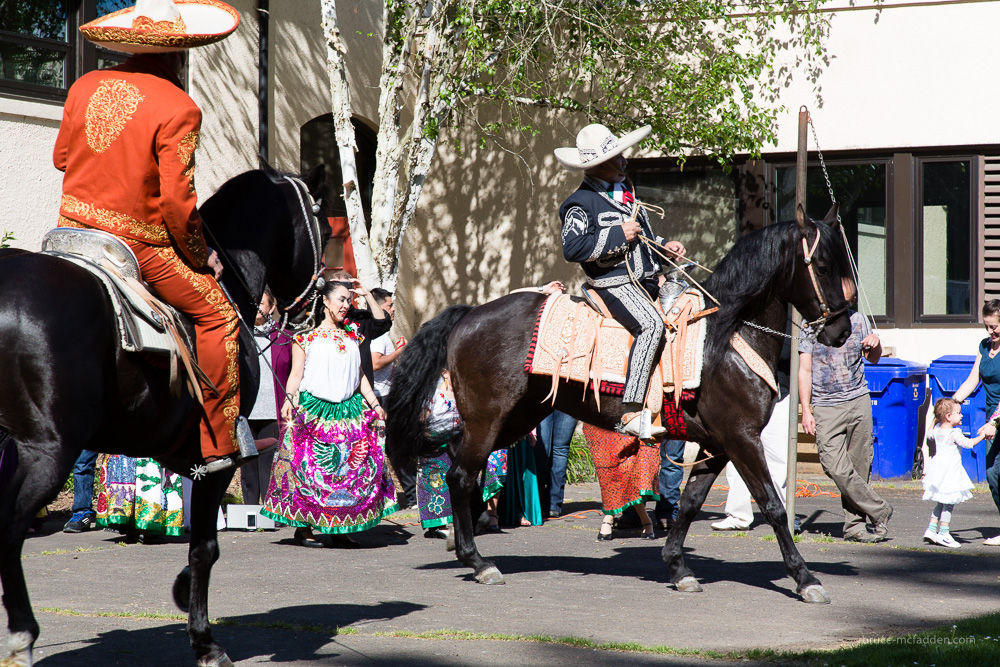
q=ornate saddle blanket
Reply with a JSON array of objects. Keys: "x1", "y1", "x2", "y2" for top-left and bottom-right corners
[
  {"x1": 524, "y1": 291, "x2": 712, "y2": 412},
  {"x1": 40, "y1": 228, "x2": 208, "y2": 400}
]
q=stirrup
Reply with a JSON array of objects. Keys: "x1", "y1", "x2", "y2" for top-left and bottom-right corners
[
  {"x1": 190, "y1": 417, "x2": 259, "y2": 479},
  {"x1": 617, "y1": 409, "x2": 665, "y2": 441}
]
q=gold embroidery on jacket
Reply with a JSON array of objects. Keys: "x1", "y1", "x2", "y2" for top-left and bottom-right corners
[
  {"x1": 61, "y1": 195, "x2": 169, "y2": 244},
  {"x1": 177, "y1": 131, "x2": 199, "y2": 195},
  {"x1": 85, "y1": 79, "x2": 145, "y2": 154}
]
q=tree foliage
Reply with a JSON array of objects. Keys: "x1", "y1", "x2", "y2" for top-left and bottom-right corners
[{"x1": 326, "y1": 0, "x2": 840, "y2": 287}]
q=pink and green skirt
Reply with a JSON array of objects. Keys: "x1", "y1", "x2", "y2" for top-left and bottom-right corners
[{"x1": 262, "y1": 391, "x2": 398, "y2": 534}]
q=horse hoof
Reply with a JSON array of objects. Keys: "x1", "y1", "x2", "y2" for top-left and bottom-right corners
[
  {"x1": 197, "y1": 653, "x2": 234, "y2": 667},
  {"x1": 172, "y1": 566, "x2": 191, "y2": 612},
  {"x1": 4, "y1": 631, "x2": 34, "y2": 666},
  {"x1": 475, "y1": 566, "x2": 505, "y2": 585},
  {"x1": 800, "y1": 584, "x2": 831, "y2": 604},
  {"x1": 674, "y1": 576, "x2": 703, "y2": 593},
  {"x1": 445, "y1": 534, "x2": 456, "y2": 552}
]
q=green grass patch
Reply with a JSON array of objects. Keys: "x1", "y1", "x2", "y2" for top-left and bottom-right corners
[
  {"x1": 793, "y1": 613, "x2": 1000, "y2": 666},
  {"x1": 565, "y1": 431, "x2": 596, "y2": 484}
]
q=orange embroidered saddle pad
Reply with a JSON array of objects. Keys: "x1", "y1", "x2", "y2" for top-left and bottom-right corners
[{"x1": 523, "y1": 292, "x2": 709, "y2": 397}]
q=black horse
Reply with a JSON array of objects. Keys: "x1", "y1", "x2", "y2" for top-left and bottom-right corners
[
  {"x1": 386, "y1": 207, "x2": 852, "y2": 603},
  {"x1": 0, "y1": 164, "x2": 329, "y2": 667}
]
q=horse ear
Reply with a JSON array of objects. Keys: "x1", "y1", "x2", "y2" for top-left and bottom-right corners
[
  {"x1": 795, "y1": 203, "x2": 807, "y2": 228},
  {"x1": 823, "y1": 203, "x2": 840, "y2": 228},
  {"x1": 305, "y1": 164, "x2": 326, "y2": 196}
]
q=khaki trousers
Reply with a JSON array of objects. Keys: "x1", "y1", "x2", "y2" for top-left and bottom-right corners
[{"x1": 814, "y1": 394, "x2": 890, "y2": 536}]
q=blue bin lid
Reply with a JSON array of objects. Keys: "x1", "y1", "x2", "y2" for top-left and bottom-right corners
[
  {"x1": 929, "y1": 355, "x2": 977, "y2": 367},
  {"x1": 864, "y1": 358, "x2": 927, "y2": 393}
]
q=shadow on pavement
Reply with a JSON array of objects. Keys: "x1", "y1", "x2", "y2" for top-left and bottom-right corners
[{"x1": 35, "y1": 601, "x2": 428, "y2": 667}]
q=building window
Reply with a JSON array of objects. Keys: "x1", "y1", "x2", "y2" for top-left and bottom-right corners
[
  {"x1": 1, "y1": 1, "x2": 129, "y2": 102},
  {"x1": 772, "y1": 161, "x2": 891, "y2": 320},
  {"x1": 917, "y1": 158, "x2": 975, "y2": 321},
  {"x1": 628, "y1": 163, "x2": 739, "y2": 269}
]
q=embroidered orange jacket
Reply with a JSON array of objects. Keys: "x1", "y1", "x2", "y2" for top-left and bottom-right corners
[{"x1": 53, "y1": 54, "x2": 209, "y2": 268}]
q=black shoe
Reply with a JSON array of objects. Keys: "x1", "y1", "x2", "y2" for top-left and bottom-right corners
[
  {"x1": 293, "y1": 528, "x2": 324, "y2": 548},
  {"x1": 424, "y1": 528, "x2": 448, "y2": 540},
  {"x1": 191, "y1": 452, "x2": 259, "y2": 479},
  {"x1": 63, "y1": 511, "x2": 96, "y2": 533}
]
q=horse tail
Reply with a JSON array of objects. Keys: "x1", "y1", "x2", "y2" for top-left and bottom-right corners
[{"x1": 385, "y1": 304, "x2": 473, "y2": 471}]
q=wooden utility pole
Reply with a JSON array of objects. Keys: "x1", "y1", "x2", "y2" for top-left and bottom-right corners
[{"x1": 786, "y1": 107, "x2": 809, "y2": 534}]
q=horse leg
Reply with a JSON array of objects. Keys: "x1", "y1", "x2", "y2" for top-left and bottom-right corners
[
  {"x1": 447, "y1": 441, "x2": 503, "y2": 585},
  {"x1": 729, "y1": 441, "x2": 830, "y2": 604},
  {"x1": 178, "y1": 473, "x2": 234, "y2": 667},
  {"x1": 661, "y1": 450, "x2": 727, "y2": 593},
  {"x1": 0, "y1": 443, "x2": 76, "y2": 667}
]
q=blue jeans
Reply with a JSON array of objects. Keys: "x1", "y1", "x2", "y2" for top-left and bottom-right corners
[
  {"x1": 655, "y1": 439, "x2": 686, "y2": 521},
  {"x1": 72, "y1": 449, "x2": 98, "y2": 514},
  {"x1": 536, "y1": 411, "x2": 578, "y2": 515}
]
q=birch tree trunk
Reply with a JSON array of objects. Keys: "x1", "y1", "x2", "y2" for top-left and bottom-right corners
[{"x1": 321, "y1": 0, "x2": 377, "y2": 286}]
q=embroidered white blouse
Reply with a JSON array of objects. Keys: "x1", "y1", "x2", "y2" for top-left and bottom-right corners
[{"x1": 296, "y1": 326, "x2": 362, "y2": 404}]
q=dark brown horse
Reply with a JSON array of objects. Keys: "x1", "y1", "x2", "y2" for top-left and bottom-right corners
[
  {"x1": 386, "y1": 207, "x2": 852, "y2": 603},
  {"x1": 0, "y1": 165, "x2": 329, "y2": 666}
]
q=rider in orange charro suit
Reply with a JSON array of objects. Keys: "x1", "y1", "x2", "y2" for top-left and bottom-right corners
[{"x1": 53, "y1": 0, "x2": 247, "y2": 471}]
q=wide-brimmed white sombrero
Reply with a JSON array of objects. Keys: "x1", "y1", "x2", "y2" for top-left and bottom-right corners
[
  {"x1": 554, "y1": 123, "x2": 651, "y2": 172},
  {"x1": 80, "y1": 0, "x2": 239, "y2": 54}
]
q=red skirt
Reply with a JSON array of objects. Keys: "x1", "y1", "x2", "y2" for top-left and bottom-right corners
[{"x1": 583, "y1": 424, "x2": 660, "y2": 515}]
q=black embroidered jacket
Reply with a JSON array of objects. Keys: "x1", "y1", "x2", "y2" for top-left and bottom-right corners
[{"x1": 559, "y1": 177, "x2": 665, "y2": 288}]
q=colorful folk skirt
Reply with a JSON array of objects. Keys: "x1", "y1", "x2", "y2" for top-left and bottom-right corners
[
  {"x1": 95, "y1": 455, "x2": 184, "y2": 536},
  {"x1": 417, "y1": 448, "x2": 508, "y2": 529},
  {"x1": 262, "y1": 391, "x2": 398, "y2": 534},
  {"x1": 498, "y1": 436, "x2": 544, "y2": 527},
  {"x1": 582, "y1": 424, "x2": 660, "y2": 515}
]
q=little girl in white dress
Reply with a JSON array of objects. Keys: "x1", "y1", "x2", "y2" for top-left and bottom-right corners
[{"x1": 923, "y1": 398, "x2": 983, "y2": 548}]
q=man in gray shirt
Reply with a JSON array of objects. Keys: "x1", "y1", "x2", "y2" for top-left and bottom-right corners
[{"x1": 799, "y1": 290, "x2": 892, "y2": 543}]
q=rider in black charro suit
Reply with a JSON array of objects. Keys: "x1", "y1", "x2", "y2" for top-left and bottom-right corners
[{"x1": 556, "y1": 123, "x2": 686, "y2": 439}]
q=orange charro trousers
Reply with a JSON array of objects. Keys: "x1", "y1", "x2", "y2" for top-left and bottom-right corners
[{"x1": 126, "y1": 241, "x2": 240, "y2": 459}]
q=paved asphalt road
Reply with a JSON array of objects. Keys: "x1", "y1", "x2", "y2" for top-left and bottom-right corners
[{"x1": 5, "y1": 475, "x2": 1000, "y2": 666}]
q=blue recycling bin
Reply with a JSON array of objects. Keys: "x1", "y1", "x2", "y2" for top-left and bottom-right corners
[
  {"x1": 927, "y1": 355, "x2": 987, "y2": 482},
  {"x1": 865, "y1": 358, "x2": 927, "y2": 479}
]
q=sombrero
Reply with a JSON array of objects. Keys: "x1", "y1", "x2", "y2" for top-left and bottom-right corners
[
  {"x1": 554, "y1": 123, "x2": 651, "y2": 172},
  {"x1": 80, "y1": 0, "x2": 239, "y2": 54}
]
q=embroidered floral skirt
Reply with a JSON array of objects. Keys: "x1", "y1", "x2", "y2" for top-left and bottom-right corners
[
  {"x1": 95, "y1": 455, "x2": 184, "y2": 536},
  {"x1": 262, "y1": 391, "x2": 398, "y2": 534},
  {"x1": 417, "y1": 449, "x2": 508, "y2": 529},
  {"x1": 582, "y1": 424, "x2": 660, "y2": 516}
]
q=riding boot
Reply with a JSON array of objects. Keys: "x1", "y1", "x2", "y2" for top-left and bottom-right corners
[{"x1": 190, "y1": 417, "x2": 259, "y2": 479}]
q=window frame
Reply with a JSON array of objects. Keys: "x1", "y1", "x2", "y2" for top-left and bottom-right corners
[
  {"x1": 0, "y1": 1, "x2": 128, "y2": 103},
  {"x1": 766, "y1": 157, "x2": 895, "y2": 326},
  {"x1": 913, "y1": 155, "x2": 979, "y2": 325}
]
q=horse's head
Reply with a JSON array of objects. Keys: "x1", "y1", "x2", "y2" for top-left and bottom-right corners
[
  {"x1": 259, "y1": 163, "x2": 332, "y2": 318},
  {"x1": 787, "y1": 204, "x2": 853, "y2": 347}
]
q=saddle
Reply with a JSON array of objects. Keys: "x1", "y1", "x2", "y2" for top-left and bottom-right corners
[
  {"x1": 40, "y1": 228, "x2": 211, "y2": 402},
  {"x1": 524, "y1": 290, "x2": 716, "y2": 414}
]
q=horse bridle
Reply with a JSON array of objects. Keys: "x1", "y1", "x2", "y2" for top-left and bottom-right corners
[
  {"x1": 275, "y1": 175, "x2": 326, "y2": 329},
  {"x1": 799, "y1": 225, "x2": 849, "y2": 334}
]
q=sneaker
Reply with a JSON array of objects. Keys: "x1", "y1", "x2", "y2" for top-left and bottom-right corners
[
  {"x1": 63, "y1": 511, "x2": 96, "y2": 533},
  {"x1": 983, "y1": 535, "x2": 1000, "y2": 546},
  {"x1": 844, "y1": 528, "x2": 881, "y2": 543},
  {"x1": 870, "y1": 504, "x2": 893, "y2": 540},
  {"x1": 923, "y1": 529, "x2": 939, "y2": 544},
  {"x1": 711, "y1": 516, "x2": 751, "y2": 531},
  {"x1": 935, "y1": 533, "x2": 961, "y2": 548}
]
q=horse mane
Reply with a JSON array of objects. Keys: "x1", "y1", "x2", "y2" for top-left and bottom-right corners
[
  {"x1": 703, "y1": 218, "x2": 851, "y2": 356},
  {"x1": 384, "y1": 304, "x2": 474, "y2": 468}
]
